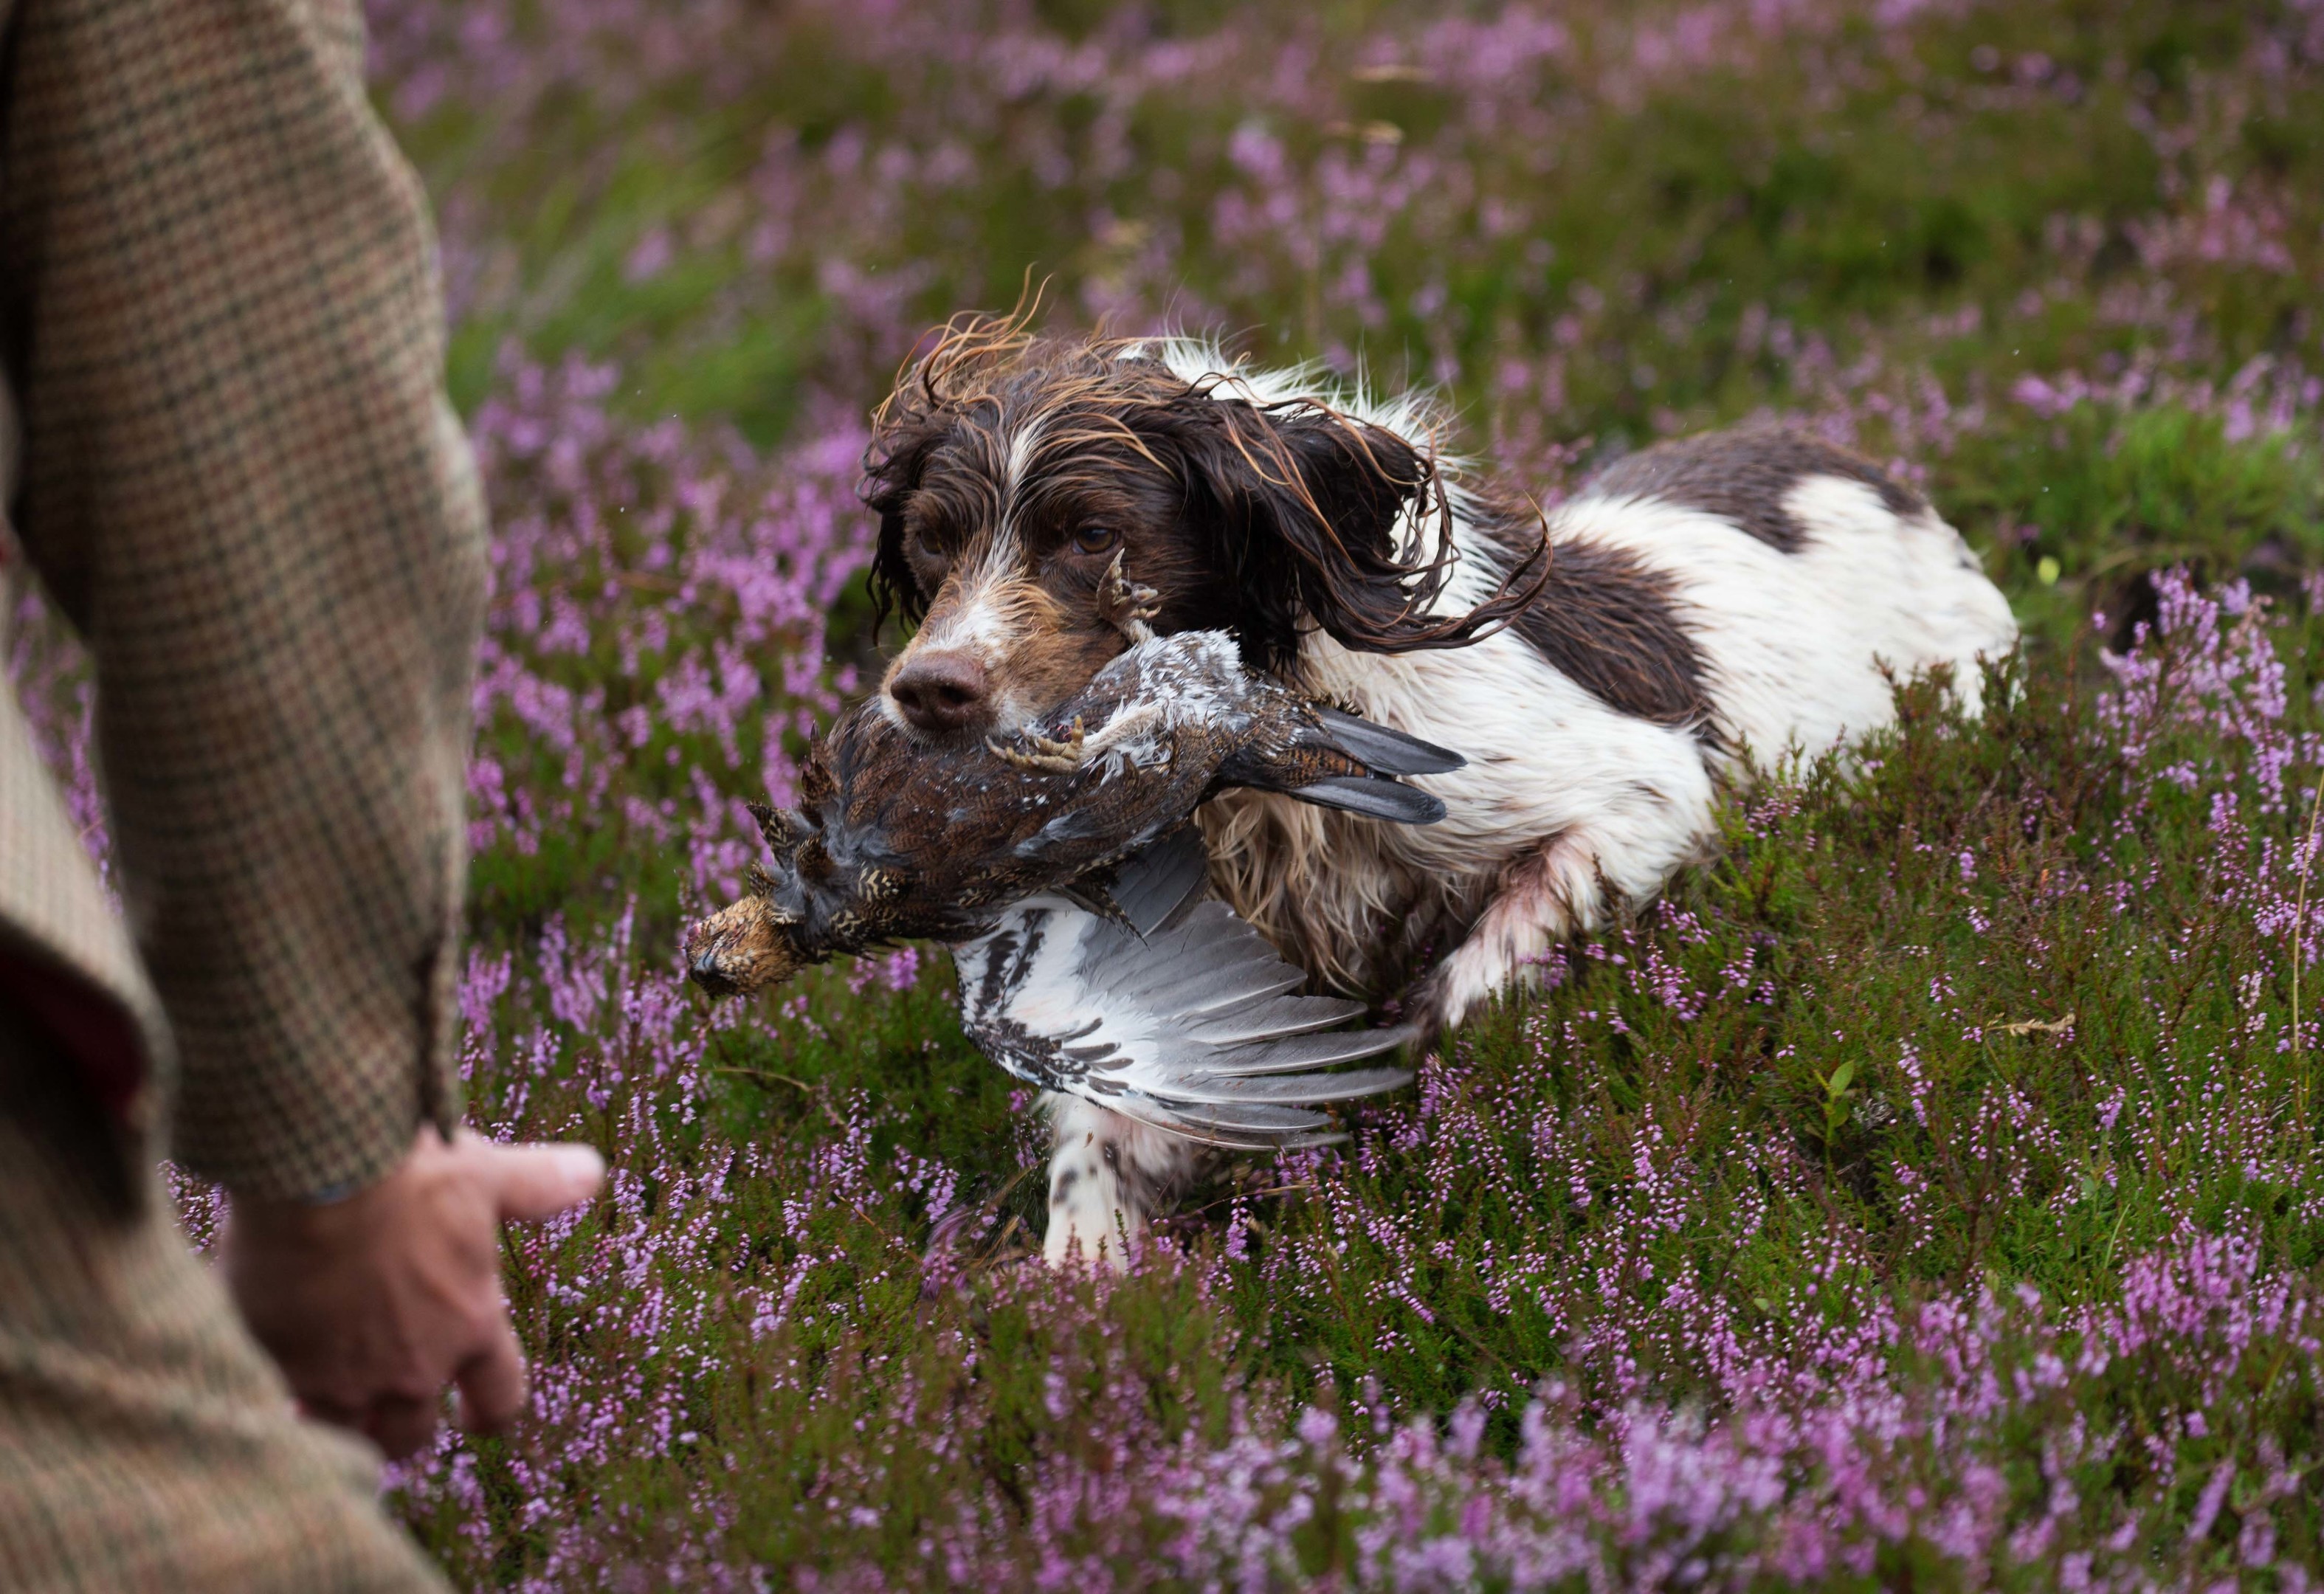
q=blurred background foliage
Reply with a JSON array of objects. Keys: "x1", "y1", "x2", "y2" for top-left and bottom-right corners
[{"x1": 383, "y1": 0, "x2": 2324, "y2": 641}]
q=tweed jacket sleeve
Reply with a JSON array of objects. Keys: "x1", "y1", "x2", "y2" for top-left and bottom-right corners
[{"x1": 0, "y1": 0, "x2": 486, "y2": 1198}]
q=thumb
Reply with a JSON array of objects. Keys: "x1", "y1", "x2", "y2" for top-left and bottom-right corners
[{"x1": 485, "y1": 1139, "x2": 604, "y2": 1223}]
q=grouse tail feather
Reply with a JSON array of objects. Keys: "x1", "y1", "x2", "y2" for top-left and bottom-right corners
[
  {"x1": 1309, "y1": 707, "x2": 1466, "y2": 775},
  {"x1": 1289, "y1": 775, "x2": 1449, "y2": 826}
]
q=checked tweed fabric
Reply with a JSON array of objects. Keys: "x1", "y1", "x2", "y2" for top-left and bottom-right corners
[
  {"x1": 0, "y1": 0, "x2": 486, "y2": 1201},
  {"x1": 0, "y1": 1008, "x2": 447, "y2": 1592}
]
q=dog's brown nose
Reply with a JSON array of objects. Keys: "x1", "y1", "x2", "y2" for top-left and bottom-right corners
[{"x1": 887, "y1": 650, "x2": 992, "y2": 734}]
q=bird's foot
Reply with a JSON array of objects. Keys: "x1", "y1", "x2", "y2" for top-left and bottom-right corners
[
  {"x1": 1097, "y1": 551, "x2": 1161, "y2": 644},
  {"x1": 990, "y1": 716, "x2": 1089, "y2": 773}
]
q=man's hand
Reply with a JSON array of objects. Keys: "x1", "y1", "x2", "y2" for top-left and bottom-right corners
[{"x1": 222, "y1": 1127, "x2": 604, "y2": 1460}]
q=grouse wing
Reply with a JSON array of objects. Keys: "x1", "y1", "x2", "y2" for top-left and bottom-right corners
[{"x1": 952, "y1": 836, "x2": 1411, "y2": 1149}]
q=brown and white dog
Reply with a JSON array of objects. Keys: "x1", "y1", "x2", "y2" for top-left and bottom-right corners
[{"x1": 862, "y1": 322, "x2": 2018, "y2": 1264}]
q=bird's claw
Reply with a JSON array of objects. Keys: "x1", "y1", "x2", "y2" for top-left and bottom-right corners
[
  {"x1": 990, "y1": 717, "x2": 1090, "y2": 773},
  {"x1": 1097, "y1": 551, "x2": 1161, "y2": 644}
]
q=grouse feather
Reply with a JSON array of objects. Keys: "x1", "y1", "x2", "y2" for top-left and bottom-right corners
[{"x1": 951, "y1": 832, "x2": 1412, "y2": 1150}]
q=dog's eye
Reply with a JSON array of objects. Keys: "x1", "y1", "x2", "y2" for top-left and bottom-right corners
[{"x1": 1073, "y1": 525, "x2": 1120, "y2": 556}]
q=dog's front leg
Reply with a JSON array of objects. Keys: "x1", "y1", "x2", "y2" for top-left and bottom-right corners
[
  {"x1": 1409, "y1": 830, "x2": 1610, "y2": 1032},
  {"x1": 1040, "y1": 1094, "x2": 1196, "y2": 1269}
]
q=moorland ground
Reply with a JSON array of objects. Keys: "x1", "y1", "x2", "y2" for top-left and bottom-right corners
[{"x1": 15, "y1": 0, "x2": 2324, "y2": 1586}]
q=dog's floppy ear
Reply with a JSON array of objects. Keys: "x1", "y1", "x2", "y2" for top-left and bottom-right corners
[
  {"x1": 1178, "y1": 395, "x2": 1542, "y2": 673},
  {"x1": 860, "y1": 415, "x2": 947, "y2": 636}
]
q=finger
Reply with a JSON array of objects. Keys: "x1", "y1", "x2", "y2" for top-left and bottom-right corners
[
  {"x1": 455, "y1": 1317, "x2": 528, "y2": 1435},
  {"x1": 483, "y1": 1139, "x2": 605, "y2": 1223},
  {"x1": 365, "y1": 1393, "x2": 439, "y2": 1461}
]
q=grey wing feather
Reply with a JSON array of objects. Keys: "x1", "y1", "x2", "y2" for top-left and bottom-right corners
[
  {"x1": 1097, "y1": 1093, "x2": 1348, "y2": 1151},
  {"x1": 950, "y1": 836, "x2": 1413, "y2": 1148},
  {"x1": 1180, "y1": 993, "x2": 1371, "y2": 1044},
  {"x1": 1094, "y1": 922, "x2": 1308, "y2": 1013},
  {"x1": 1196, "y1": 1027, "x2": 1418, "y2": 1075},
  {"x1": 1148, "y1": 1063, "x2": 1413, "y2": 1105},
  {"x1": 1105, "y1": 824, "x2": 1211, "y2": 936}
]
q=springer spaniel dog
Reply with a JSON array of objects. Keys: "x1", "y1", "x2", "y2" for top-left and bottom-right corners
[{"x1": 861, "y1": 322, "x2": 2017, "y2": 1264}]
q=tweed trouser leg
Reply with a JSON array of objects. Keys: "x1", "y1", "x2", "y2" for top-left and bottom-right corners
[{"x1": 0, "y1": 1010, "x2": 446, "y2": 1594}]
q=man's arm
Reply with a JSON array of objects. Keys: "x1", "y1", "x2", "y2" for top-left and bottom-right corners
[
  {"x1": 1, "y1": 0, "x2": 478, "y2": 1198},
  {"x1": 0, "y1": 0, "x2": 600, "y2": 1457}
]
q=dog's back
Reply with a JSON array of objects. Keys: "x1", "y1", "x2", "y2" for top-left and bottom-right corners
[
  {"x1": 1196, "y1": 413, "x2": 2016, "y2": 1026},
  {"x1": 1568, "y1": 429, "x2": 2016, "y2": 749}
]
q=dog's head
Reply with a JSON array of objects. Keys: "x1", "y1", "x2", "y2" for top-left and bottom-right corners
[{"x1": 861, "y1": 322, "x2": 1534, "y2": 741}]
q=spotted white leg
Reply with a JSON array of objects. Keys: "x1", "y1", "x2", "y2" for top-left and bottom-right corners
[{"x1": 1040, "y1": 1092, "x2": 1198, "y2": 1269}]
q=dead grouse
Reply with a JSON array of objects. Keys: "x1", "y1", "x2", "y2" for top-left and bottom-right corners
[{"x1": 682, "y1": 627, "x2": 1461, "y2": 996}]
